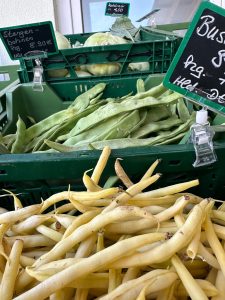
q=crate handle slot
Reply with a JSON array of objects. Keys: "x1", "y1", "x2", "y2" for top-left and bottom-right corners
[
  {"x1": 43, "y1": 58, "x2": 65, "y2": 65},
  {"x1": 107, "y1": 50, "x2": 160, "y2": 62},
  {"x1": 169, "y1": 160, "x2": 181, "y2": 166},
  {"x1": 0, "y1": 169, "x2": 7, "y2": 175},
  {"x1": 107, "y1": 51, "x2": 127, "y2": 61},
  {"x1": 67, "y1": 53, "x2": 88, "y2": 64}
]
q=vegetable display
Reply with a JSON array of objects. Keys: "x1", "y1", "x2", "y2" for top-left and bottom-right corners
[
  {"x1": 1, "y1": 80, "x2": 195, "y2": 153},
  {"x1": 0, "y1": 146, "x2": 224, "y2": 299},
  {"x1": 50, "y1": 21, "x2": 156, "y2": 78},
  {"x1": 55, "y1": 31, "x2": 71, "y2": 50},
  {"x1": 47, "y1": 31, "x2": 71, "y2": 78}
]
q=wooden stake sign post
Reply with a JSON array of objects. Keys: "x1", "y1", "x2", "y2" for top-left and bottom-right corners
[{"x1": 163, "y1": 1, "x2": 225, "y2": 115}]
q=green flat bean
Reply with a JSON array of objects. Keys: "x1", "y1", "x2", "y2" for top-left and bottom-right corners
[
  {"x1": 2, "y1": 134, "x2": 16, "y2": 148},
  {"x1": 104, "y1": 97, "x2": 117, "y2": 103},
  {"x1": 103, "y1": 110, "x2": 140, "y2": 140},
  {"x1": 25, "y1": 124, "x2": 59, "y2": 153},
  {"x1": 131, "y1": 116, "x2": 183, "y2": 139},
  {"x1": 89, "y1": 92, "x2": 103, "y2": 105},
  {"x1": 143, "y1": 106, "x2": 171, "y2": 124},
  {"x1": 44, "y1": 140, "x2": 81, "y2": 152},
  {"x1": 69, "y1": 83, "x2": 106, "y2": 109},
  {"x1": 120, "y1": 92, "x2": 133, "y2": 101},
  {"x1": 136, "y1": 78, "x2": 145, "y2": 93},
  {"x1": 11, "y1": 116, "x2": 26, "y2": 153},
  {"x1": 65, "y1": 109, "x2": 140, "y2": 146},
  {"x1": 101, "y1": 92, "x2": 133, "y2": 105},
  {"x1": 127, "y1": 110, "x2": 148, "y2": 136},
  {"x1": 27, "y1": 115, "x2": 36, "y2": 125},
  {"x1": 149, "y1": 113, "x2": 196, "y2": 146},
  {"x1": 67, "y1": 92, "x2": 181, "y2": 138},
  {"x1": 169, "y1": 103, "x2": 177, "y2": 116},
  {"x1": 26, "y1": 107, "x2": 77, "y2": 142},
  {"x1": 177, "y1": 98, "x2": 190, "y2": 122},
  {"x1": 156, "y1": 132, "x2": 187, "y2": 145},
  {"x1": 134, "y1": 83, "x2": 167, "y2": 99},
  {"x1": 44, "y1": 137, "x2": 152, "y2": 152},
  {"x1": 103, "y1": 176, "x2": 119, "y2": 188},
  {"x1": 25, "y1": 103, "x2": 102, "y2": 148},
  {"x1": 158, "y1": 89, "x2": 173, "y2": 99},
  {"x1": 45, "y1": 113, "x2": 196, "y2": 152},
  {"x1": 33, "y1": 124, "x2": 62, "y2": 152},
  {"x1": 0, "y1": 143, "x2": 10, "y2": 154},
  {"x1": 49, "y1": 103, "x2": 103, "y2": 143},
  {"x1": 212, "y1": 125, "x2": 225, "y2": 132},
  {"x1": 63, "y1": 112, "x2": 129, "y2": 146}
]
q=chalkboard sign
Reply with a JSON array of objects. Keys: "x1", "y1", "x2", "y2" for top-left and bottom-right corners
[
  {"x1": 0, "y1": 21, "x2": 58, "y2": 60},
  {"x1": 163, "y1": 2, "x2": 225, "y2": 115},
  {"x1": 105, "y1": 2, "x2": 130, "y2": 16}
]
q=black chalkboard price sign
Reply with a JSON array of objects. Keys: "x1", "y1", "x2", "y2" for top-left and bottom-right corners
[
  {"x1": 105, "y1": 2, "x2": 130, "y2": 17},
  {"x1": 0, "y1": 21, "x2": 58, "y2": 60},
  {"x1": 163, "y1": 2, "x2": 225, "y2": 115}
]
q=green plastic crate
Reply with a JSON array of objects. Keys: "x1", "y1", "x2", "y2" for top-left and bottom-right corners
[
  {"x1": 0, "y1": 74, "x2": 225, "y2": 210},
  {"x1": 2, "y1": 75, "x2": 149, "y2": 134},
  {"x1": 0, "y1": 65, "x2": 19, "y2": 95},
  {"x1": 17, "y1": 27, "x2": 182, "y2": 84},
  {"x1": 1, "y1": 143, "x2": 225, "y2": 211}
]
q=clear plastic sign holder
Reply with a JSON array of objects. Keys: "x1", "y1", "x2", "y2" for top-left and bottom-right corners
[
  {"x1": 23, "y1": 50, "x2": 48, "y2": 92},
  {"x1": 162, "y1": 82, "x2": 222, "y2": 167},
  {"x1": 189, "y1": 105, "x2": 217, "y2": 168},
  {"x1": 181, "y1": 87, "x2": 218, "y2": 167}
]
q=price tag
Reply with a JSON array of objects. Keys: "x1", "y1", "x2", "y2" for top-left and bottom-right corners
[
  {"x1": 163, "y1": 2, "x2": 225, "y2": 115},
  {"x1": 0, "y1": 21, "x2": 58, "y2": 60},
  {"x1": 105, "y1": 2, "x2": 130, "y2": 17}
]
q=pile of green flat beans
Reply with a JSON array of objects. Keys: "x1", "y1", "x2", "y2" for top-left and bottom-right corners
[{"x1": 0, "y1": 79, "x2": 195, "y2": 153}]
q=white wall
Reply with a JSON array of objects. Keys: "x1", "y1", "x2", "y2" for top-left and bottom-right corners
[
  {"x1": 0, "y1": 0, "x2": 55, "y2": 65},
  {"x1": 53, "y1": 0, "x2": 83, "y2": 34},
  {"x1": 211, "y1": 0, "x2": 223, "y2": 5}
]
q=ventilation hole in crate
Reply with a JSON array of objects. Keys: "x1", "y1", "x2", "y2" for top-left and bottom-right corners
[
  {"x1": 211, "y1": 173, "x2": 216, "y2": 180},
  {"x1": 168, "y1": 160, "x2": 181, "y2": 166},
  {"x1": 84, "y1": 84, "x2": 88, "y2": 92},
  {"x1": 169, "y1": 173, "x2": 189, "y2": 182},
  {"x1": 79, "y1": 84, "x2": 83, "y2": 93},
  {"x1": 209, "y1": 183, "x2": 214, "y2": 190},
  {"x1": 78, "y1": 152, "x2": 90, "y2": 157},
  {"x1": 1, "y1": 183, "x2": 15, "y2": 191},
  {"x1": 0, "y1": 118, "x2": 8, "y2": 131},
  {"x1": 0, "y1": 169, "x2": 7, "y2": 175}
]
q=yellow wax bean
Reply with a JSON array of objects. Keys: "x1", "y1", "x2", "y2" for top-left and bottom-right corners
[
  {"x1": 16, "y1": 233, "x2": 165, "y2": 300},
  {"x1": 108, "y1": 200, "x2": 207, "y2": 268},
  {"x1": 171, "y1": 254, "x2": 208, "y2": 300},
  {"x1": 91, "y1": 146, "x2": 111, "y2": 185},
  {"x1": 0, "y1": 239, "x2": 23, "y2": 300},
  {"x1": 0, "y1": 203, "x2": 42, "y2": 224},
  {"x1": 114, "y1": 158, "x2": 133, "y2": 188}
]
